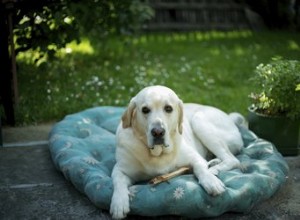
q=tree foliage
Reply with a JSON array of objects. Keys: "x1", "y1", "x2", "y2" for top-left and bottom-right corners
[{"x1": 14, "y1": 0, "x2": 154, "y2": 61}]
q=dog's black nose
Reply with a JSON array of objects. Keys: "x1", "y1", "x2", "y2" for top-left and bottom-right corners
[{"x1": 151, "y1": 127, "x2": 165, "y2": 138}]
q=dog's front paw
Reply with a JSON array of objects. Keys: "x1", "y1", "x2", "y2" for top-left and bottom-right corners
[
  {"x1": 110, "y1": 193, "x2": 130, "y2": 219},
  {"x1": 199, "y1": 172, "x2": 225, "y2": 196},
  {"x1": 209, "y1": 166, "x2": 220, "y2": 176},
  {"x1": 209, "y1": 158, "x2": 241, "y2": 175},
  {"x1": 208, "y1": 158, "x2": 221, "y2": 168}
]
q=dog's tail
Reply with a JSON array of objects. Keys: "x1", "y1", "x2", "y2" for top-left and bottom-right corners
[{"x1": 229, "y1": 112, "x2": 248, "y2": 128}]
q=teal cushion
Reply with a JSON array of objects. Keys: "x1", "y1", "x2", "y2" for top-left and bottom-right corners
[{"x1": 49, "y1": 107, "x2": 289, "y2": 218}]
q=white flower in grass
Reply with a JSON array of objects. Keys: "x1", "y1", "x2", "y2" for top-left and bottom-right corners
[
  {"x1": 173, "y1": 186, "x2": 185, "y2": 200},
  {"x1": 83, "y1": 157, "x2": 99, "y2": 165},
  {"x1": 115, "y1": 65, "x2": 121, "y2": 71}
]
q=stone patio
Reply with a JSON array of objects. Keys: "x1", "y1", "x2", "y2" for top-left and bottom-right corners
[{"x1": 0, "y1": 124, "x2": 299, "y2": 219}]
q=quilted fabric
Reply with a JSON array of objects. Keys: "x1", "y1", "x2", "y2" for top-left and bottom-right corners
[{"x1": 49, "y1": 106, "x2": 289, "y2": 218}]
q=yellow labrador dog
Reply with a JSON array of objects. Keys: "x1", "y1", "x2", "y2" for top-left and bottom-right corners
[{"x1": 110, "y1": 85, "x2": 244, "y2": 219}]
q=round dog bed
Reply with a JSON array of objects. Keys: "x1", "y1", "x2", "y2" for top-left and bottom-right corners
[{"x1": 49, "y1": 106, "x2": 289, "y2": 218}]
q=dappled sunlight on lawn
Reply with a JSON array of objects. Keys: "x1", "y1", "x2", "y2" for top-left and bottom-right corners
[
  {"x1": 16, "y1": 31, "x2": 300, "y2": 125},
  {"x1": 288, "y1": 40, "x2": 300, "y2": 50},
  {"x1": 17, "y1": 38, "x2": 94, "y2": 66},
  {"x1": 131, "y1": 30, "x2": 253, "y2": 44},
  {"x1": 61, "y1": 39, "x2": 94, "y2": 56}
]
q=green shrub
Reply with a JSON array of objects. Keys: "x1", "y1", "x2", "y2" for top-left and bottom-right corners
[{"x1": 250, "y1": 58, "x2": 300, "y2": 119}]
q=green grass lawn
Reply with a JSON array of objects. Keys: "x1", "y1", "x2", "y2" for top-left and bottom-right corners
[{"x1": 15, "y1": 30, "x2": 300, "y2": 125}]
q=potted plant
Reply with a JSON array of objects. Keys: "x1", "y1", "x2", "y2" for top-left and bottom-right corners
[{"x1": 248, "y1": 58, "x2": 300, "y2": 156}]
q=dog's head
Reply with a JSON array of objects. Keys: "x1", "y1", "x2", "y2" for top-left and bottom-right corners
[{"x1": 122, "y1": 85, "x2": 183, "y2": 156}]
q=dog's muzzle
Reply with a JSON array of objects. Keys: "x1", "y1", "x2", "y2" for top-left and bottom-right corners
[{"x1": 151, "y1": 126, "x2": 166, "y2": 146}]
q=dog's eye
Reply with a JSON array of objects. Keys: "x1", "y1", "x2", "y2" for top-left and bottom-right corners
[
  {"x1": 164, "y1": 105, "x2": 173, "y2": 113},
  {"x1": 142, "y1": 107, "x2": 150, "y2": 114}
]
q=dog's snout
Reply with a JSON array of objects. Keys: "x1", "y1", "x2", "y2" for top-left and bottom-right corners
[{"x1": 151, "y1": 127, "x2": 165, "y2": 138}]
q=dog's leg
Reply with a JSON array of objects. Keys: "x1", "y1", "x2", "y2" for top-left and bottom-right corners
[
  {"x1": 192, "y1": 160, "x2": 226, "y2": 196},
  {"x1": 191, "y1": 112, "x2": 241, "y2": 175},
  {"x1": 110, "y1": 165, "x2": 132, "y2": 219},
  {"x1": 179, "y1": 147, "x2": 226, "y2": 196},
  {"x1": 206, "y1": 141, "x2": 240, "y2": 175}
]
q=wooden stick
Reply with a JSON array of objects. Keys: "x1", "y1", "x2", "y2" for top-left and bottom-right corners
[{"x1": 149, "y1": 166, "x2": 191, "y2": 185}]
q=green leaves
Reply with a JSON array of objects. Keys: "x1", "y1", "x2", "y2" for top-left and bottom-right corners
[
  {"x1": 14, "y1": 0, "x2": 154, "y2": 64},
  {"x1": 250, "y1": 59, "x2": 300, "y2": 119}
]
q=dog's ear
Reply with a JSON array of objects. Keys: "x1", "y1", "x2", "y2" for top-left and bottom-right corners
[
  {"x1": 178, "y1": 100, "x2": 184, "y2": 134},
  {"x1": 122, "y1": 97, "x2": 136, "y2": 128}
]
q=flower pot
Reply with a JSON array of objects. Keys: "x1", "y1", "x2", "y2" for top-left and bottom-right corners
[{"x1": 247, "y1": 107, "x2": 300, "y2": 156}]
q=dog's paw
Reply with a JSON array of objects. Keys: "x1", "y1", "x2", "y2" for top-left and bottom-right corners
[
  {"x1": 199, "y1": 172, "x2": 225, "y2": 196},
  {"x1": 209, "y1": 158, "x2": 241, "y2": 175},
  {"x1": 110, "y1": 193, "x2": 130, "y2": 219},
  {"x1": 209, "y1": 166, "x2": 220, "y2": 176},
  {"x1": 208, "y1": 158, "x2": 221, "y2": 168}
]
